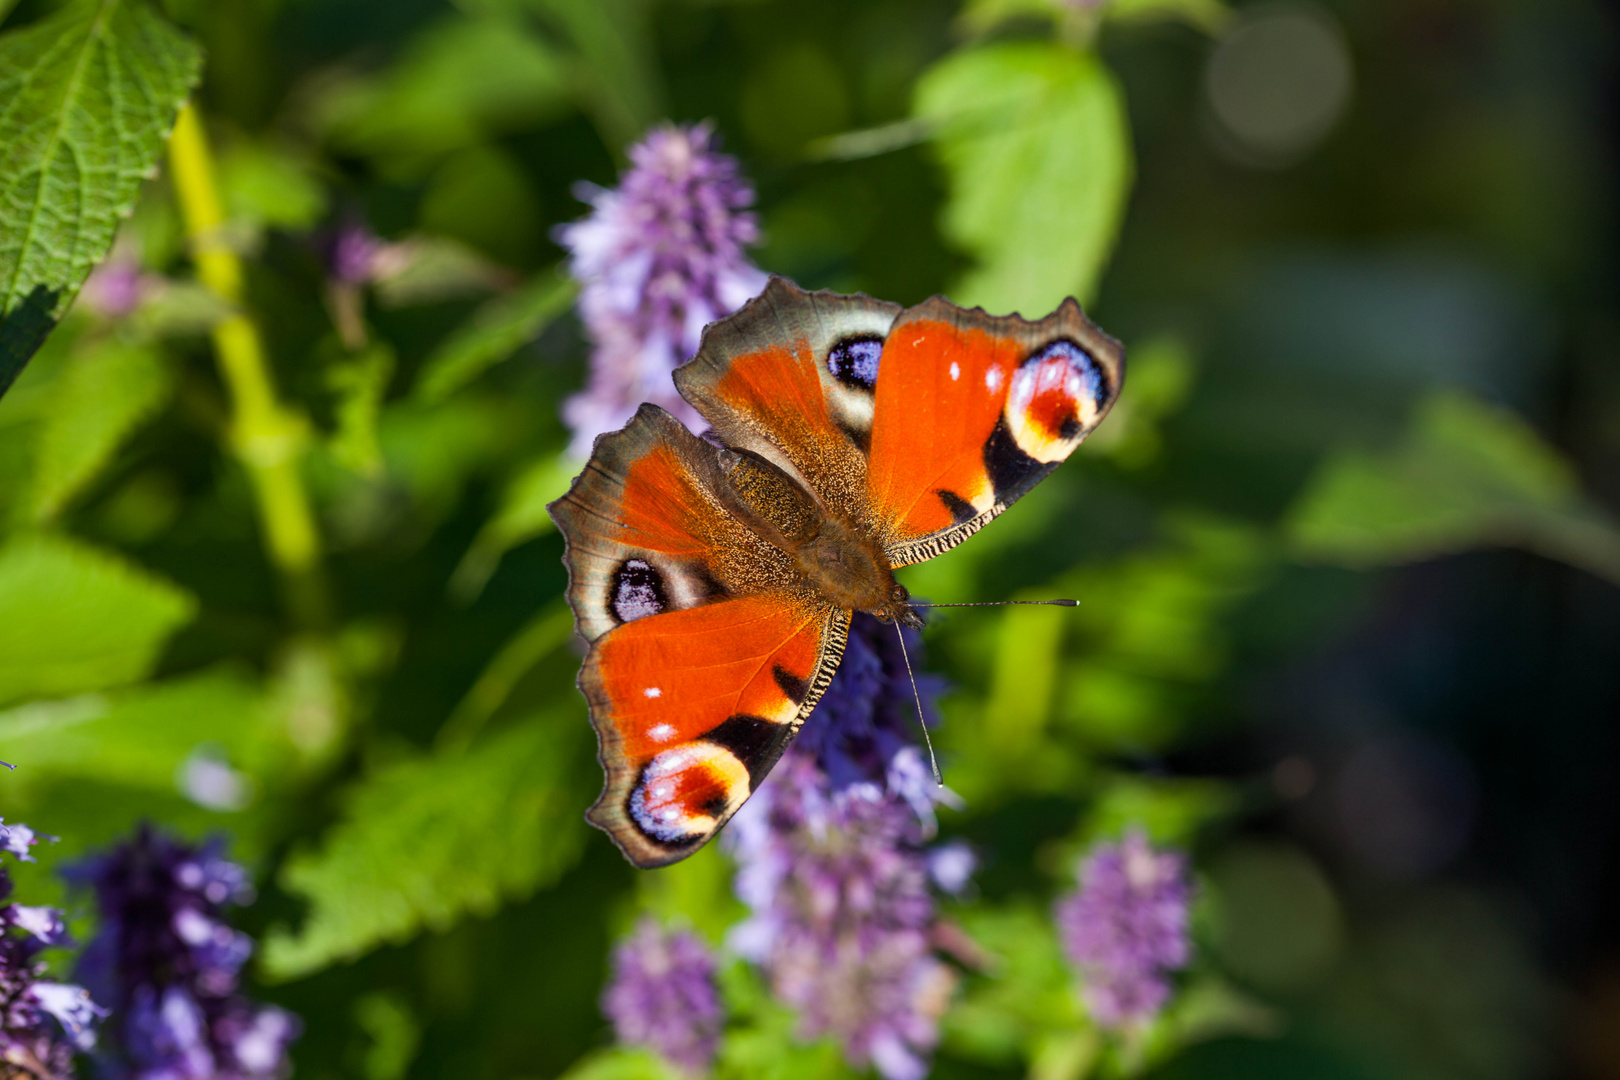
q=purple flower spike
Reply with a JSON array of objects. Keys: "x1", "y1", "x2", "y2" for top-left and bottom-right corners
[
  {"x1": 0, "y1": 817, "x2": 101, "y2": 1077},
  {"x1": 0, "y1": 819, "x2": 46, "y2": 863},
  {"x1": 557, "y1": 122, "x2": 768, "y2": 454},
  {"x1": 1055, "y1": 831, "x2": 1192, "y2": 1030},
  {"x1": 601, "y1": 919, "x2": 723, "y2": 1074},
  {"x1": 68, "y1": 825, "x2": 300, "y2": 1080},
  {"x1": 726, "y1": 754, "x2": 954, "y2": 1080}
]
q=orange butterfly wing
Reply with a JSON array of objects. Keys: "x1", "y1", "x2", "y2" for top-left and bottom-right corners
[
  {"x1": 549, "y1": 403, "x2": 849, "y2": 867},
  {"x1": 674, "y1": 277, "x2": 900, "y2": 524},
  {"x1": 581, "y1": 596, "x2": 847, "y2": 867},
  {"x1": 865, "y1": 298, "x2": 1125, "y2": 566}
]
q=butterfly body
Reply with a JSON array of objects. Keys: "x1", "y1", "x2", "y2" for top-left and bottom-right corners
[{"x1": 550, "y1": 278, "x2": 1123, "y2": 867}]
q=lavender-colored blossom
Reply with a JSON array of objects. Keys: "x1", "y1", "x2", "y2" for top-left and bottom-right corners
[
  {"x1": 0, "y1": 820, "x2": 45, "y2": 863},
  {"x1": 67, "y1": 826, "x2": 300, "y2": 1080},
  {"x1": 78, "y1": 255, "x2": 153, "y2": 319},
  {"x1": 601, "y1": 919, "x2": 723, "y2": 1074},
  {"x1": 557, "y1": 122, "x2": 768, "y2": 453},
  {"x1": 0, "y1": 818, "x2": 103, "y2": 1078},
  {"x1": 323, "y1": 221, "x2": 383, "y2": 287},
  {"x1": 725, "y1": 615, "x2": 959, "y2": 1080},
  {"x1": 1055, "y1": 831, "x2": 1192, "y2": 1030}
]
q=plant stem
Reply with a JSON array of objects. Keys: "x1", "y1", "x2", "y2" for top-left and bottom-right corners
[{"x1": 167, "y1": 101, "x2": 327, "y2": 626}]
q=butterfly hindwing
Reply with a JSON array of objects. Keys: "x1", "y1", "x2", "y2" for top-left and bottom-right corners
[
  {"x1": 550, "y1": 402, "x2": 853, "y2": 867},
  {"x1": 581, "y1": 596, "x2": 850, "y2": 867},
  {"x1": 865, "y1": 297, "x2": 1125, "y2": 566},
  {"x1": 674, "y1": 276, "x2": 901, "y2": 524}
]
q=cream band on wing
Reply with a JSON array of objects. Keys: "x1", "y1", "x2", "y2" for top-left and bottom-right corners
[
  {"x1": 628, "y1": 741, "x2": 752, "y2": 845},
  {"x1": 1005, "y1": 339, "x2": 1112, "y2": 464}
]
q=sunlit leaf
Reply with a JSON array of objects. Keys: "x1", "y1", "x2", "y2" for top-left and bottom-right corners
[
  {"x1": 0, "y1": 532, "x2": 195, "y2": 707},
  {"x1": 31, "y1": 338, "x2": 172, "y2": 519},
  {"x1": 1288, "y1": 391, "x2": 1620, "y2": 584},
  {"x1": 915, "y1": 42, "x2": 1131, "y2": 313},
  {"x1": 0, "y1": 668, "x2": 272, "y2": 793},
  {"x1": 261, "y1": 710, "x2": 590, "y2": 978},
  {"x1": 218, "y1": 140, "x2": 327, "y2": 230},
  {"x1": 556, "y1": 1048, "x2": 682, "y2": 1080},
  {"x1": 413, "y1": 269, "x2": 575, "y2": 402},
  {"x1": 0, "y1": 0, "x2": 201, "y2": 395}
]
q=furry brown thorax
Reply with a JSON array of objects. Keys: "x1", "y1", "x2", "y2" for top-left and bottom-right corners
[{"x1": 715, "y1": 446, "x2": 922, "y2": 628}]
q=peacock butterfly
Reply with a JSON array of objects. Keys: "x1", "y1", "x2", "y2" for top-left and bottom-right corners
[{"x1": 549, "y1": 277, "x2": 1125, "y2": 868}]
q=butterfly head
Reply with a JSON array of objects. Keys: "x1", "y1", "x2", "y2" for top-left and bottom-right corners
[{"x1": 872, "y1": 583, "x2": 924, "y2": 630}]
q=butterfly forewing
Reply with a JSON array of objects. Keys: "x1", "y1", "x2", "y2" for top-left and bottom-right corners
[
  {"x1": 674, "y1": 277, "x2": 901, "y2": 524},
  {"x1": 865, "y1": 298, "x2": 1125, "y2": 566}
]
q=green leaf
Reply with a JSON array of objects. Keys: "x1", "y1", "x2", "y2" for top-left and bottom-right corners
[
  {"x1": 1287, "y1": 391, "x2": 1620, "y2": 584},
  {"x1": 915, "y1": 42, "x2": 1131, "y2": 314},
  {"x1": 0, "y1": 667, "x2": 270, "y2": 792},
  {"x1": 327, "y1": 341, "x2": 394, "y2": 478},
  {"x1": 218, "y1": 140, "x2": 327, "y2": 230},
  {"x1": 0, "y1": 0, "x2": 201, "y2": 396},
  {"x1": 413, "y1": 269, "x2": 575, "y2": 402},
  {"x1": 0, "y1": 532, "x2": 195, "y2": 707},
  {"x1": 557, "y1": 1048, "x2": 682, "y2": 1080},
  {"x1": 353, "y1": 992, "x2": 421, "y2": 1080},
  {"x1": 316, "y1": 14, "x2": 569, "y2": 166},
  {"x1": 31, "y1": 338, "x2": 172, "y2": 519},
  {"x1": 261, "y1": 710, "x2": 590, "y2": 978},
  {"x1": 447, "y1": 452, "x2": 578, "y2": 602},
  {"x1": 1106, "y1": 0, "x2": 1230, "y2": 32},
  {"x1": 943, "y1": 905, "x2": 1084, "y2": 1066}
]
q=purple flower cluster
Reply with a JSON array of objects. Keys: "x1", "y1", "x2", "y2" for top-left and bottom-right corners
[
  {"x1": 1054, "y1": 831, "x2": 1192, "y2": 1030},
  {"x1": 557, "y1": 122, "x2": 767, "y2": 453},
  {"x1": 601, "y1": 919, "x2": 723, "y2": 1074},
  {"x1": 724, "y1": 616, "x2": 964, "y2": 1080},
  {"x1": 68, "y1": 826, "x2": 299, "y2": 1080},
  {"x1": 0, "y1": 818, "x2": 103, "y2": 1079}
]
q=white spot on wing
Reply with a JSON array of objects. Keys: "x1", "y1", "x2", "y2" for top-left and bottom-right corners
[
  {"x1": 985, "y1": 366, "x2": 1004, "y2": 393},
  {"x1": 949, "y1": 361, "x2": 960, "y2": 381},
  {"x1": 649, "y1": 723, "x2": 675, "y2": 742},
  {"x1": 643, "y1": 686, "x2": 661, "y2": 698}
]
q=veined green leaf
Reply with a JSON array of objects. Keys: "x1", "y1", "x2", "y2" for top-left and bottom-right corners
[
  {"x1": 0, "y1": 0, "x2": 201, "y2": 396},
  {"x1": 1288, "y1": 391, "x2": 1620, "y2": 584},
  {"x1": 31, "y1": 338, "x2": 172, "y2": 519},
  {"x1": 0, "y1": 531, "x2": 195, "y2": 707},
  {"x1": 261, "y1": 709, "x2": 590, "y2": 979},
  {"x1": 413, "y1": 269, "x2": 575, "y2": 402},
  {"x1": 915, "y1": 42, "x2": 1131, "y2": 314}
]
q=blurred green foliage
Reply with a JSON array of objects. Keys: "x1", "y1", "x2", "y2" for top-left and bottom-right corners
[{"x1": 0, "y1": 0, "x2": 1614, "y2": 1078}]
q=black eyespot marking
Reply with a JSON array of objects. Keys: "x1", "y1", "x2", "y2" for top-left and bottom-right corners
[
  {"x1": 610, "y1": 558, "x2": 667, "y2": 624},
  {"x1": 1059, "y1": 415, "x2": 1082, "y2": 440},
  {"x1": 935, "y1": 488, "x2": 978, "y2": 525},
  {"x1": 983, "y1": 417, "x2": 1055, "y2": 505},
  {"x1": 826, "y1": 336, "x2": 884, "y2": 391},
  {"x1": 773, "y1": 665, "x2": 809, "y2": 705},
  {"x1": 704, "y1": 714, "x2": 783, "y2": 786}
]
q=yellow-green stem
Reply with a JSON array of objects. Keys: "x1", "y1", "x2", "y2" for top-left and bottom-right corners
[{"x1": 168, "y1": 102, "x2": 327, "y2": 625}]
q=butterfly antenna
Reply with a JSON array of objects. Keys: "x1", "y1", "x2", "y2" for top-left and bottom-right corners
[
  {"x1": 910, "y1": 599, "x2": 1079, "y2": 608},
  {"x1": 893, "y1": 621, "x2": 943, "y2": 786}
]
